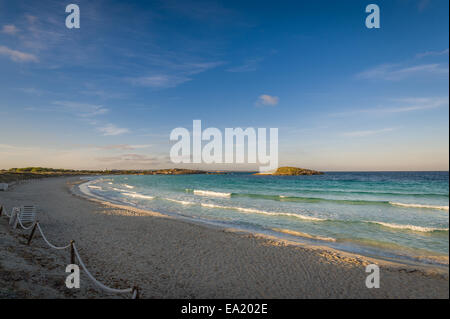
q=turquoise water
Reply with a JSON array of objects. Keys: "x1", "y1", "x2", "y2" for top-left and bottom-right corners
[{"x1": 80, "y1": 172, "x2": 449, "y2": 266}]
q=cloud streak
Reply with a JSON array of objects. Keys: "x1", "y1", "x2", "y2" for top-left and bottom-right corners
[
  {"x1": 129, "y1": 75, "x2": 190, "y2": 89},
  {"x1": 227, "y1": 57, "x2": 263, "y2": 73},
  {"x1": 96, "y1": 144, "x2": 151, "y2": 150},
  {"x1": 97, "y1": 124, "x2": 130, "y2": 136},
  {"x1": 52, "y1": 101, "x2": 109, "y2": 117},
  {"x1": 331, "y1": 97, "x2": 448, "y2": 117},
  {"x1": 256, "y1": 94, "x2": 279, "y2": 106},
  {"x1": 1, "y1": 24, "x2": 19, "y2": 35},
  {"x1": 0, "y1": 45, "x2": 38, "y2": 62},
  {"x1": 51, "y1": 101, "x2": 130, "y2": 137},
  {"x1": 357, "y1": 63, "x2": 448, "y2": 81},
  {"x1": 416, "y1": 48, "x2": 449, "y2": 58},
  {"x1": 129, "y1": 61, "x2": 223, "y2": 89},
  {"x1": 96, "y1": 153, "x2": 167, "y2": 165},
  {"x1": 342, "y1": 128, "x2": 395, "y2": 137}
]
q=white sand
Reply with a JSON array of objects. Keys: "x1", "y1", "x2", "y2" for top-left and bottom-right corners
[{"x1": 0, "y1": 177, "x2": 448, "y2": 298}]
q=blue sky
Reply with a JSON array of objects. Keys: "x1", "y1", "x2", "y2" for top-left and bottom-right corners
[{"x1": 0, "y1": 0, "x2": 448, "y2": 171}]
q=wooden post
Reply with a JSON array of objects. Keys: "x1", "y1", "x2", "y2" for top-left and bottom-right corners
[
  {"x1": 0, "y1": 205, "x2": 3, "y2": 217},
  {"x1": 132, "y1": 286, "x2": 140, "y2": 299},
  {"x1": 27, "y1": 221, "x2": 38, "y2": 245},
  {"x1": 70, "y1": 240, "x2": 75, "y2": 264},
  {"x1": 13, "y1": 212, "x2": 18, "y2": 229}
]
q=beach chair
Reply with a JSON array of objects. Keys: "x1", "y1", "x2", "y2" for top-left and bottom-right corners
[{"x1": 12, "y1": 205, "x2": 37, "y2": 229}]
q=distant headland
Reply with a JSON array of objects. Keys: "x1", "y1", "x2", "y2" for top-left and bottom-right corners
[
  {"x1": 0, "y1": 167, "x2": 223, "y2": 183},
  {"x1": 0, "y1": 166, "x2": 324, "y2": 184}
]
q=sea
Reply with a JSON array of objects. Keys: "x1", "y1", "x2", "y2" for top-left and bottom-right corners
[{"x1": 79, "y1": 171, "x2": 449, "y2": 267}]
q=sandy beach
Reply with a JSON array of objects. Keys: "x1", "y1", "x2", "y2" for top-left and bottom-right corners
[{"x1": 0, "y1": 177, "x2": 448, "y2": 299}]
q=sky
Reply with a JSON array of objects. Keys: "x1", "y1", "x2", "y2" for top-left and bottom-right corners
[{"x1": 0, "y1": 0, "x2": 448, "y2": 171}]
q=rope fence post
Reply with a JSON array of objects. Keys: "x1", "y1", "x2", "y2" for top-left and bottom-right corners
[
  {"x1": 0, "y1": 205, "x2": 3, "y2": 217},
  {"x1": 13, "y1": 212, "x2": 18, "y2": 229},
  {"x1": 70, "y1": 240, "x2": 75, "y2": 264},
  {"x1": 27, "y1": 221, "x2": 38, "y2": 245},
  {"x1": 10, "y1": 217, "x2": 138, "y2": 298},
  {"x1": 132, "y1": 286, "x2": 140, "y2": 299}
]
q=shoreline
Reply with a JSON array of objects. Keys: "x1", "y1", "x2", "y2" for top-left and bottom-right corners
[
  {"x1": 1, "y1": 176, "x2": 448, "y2": 298},
  {"x1": 76, "y1": 177, "x2": 449, "y2": 270}
]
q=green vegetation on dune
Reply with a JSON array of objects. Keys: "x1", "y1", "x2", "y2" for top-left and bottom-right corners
[{"x1": 0, "y1": 167, "x2": 221, "y2": 183}]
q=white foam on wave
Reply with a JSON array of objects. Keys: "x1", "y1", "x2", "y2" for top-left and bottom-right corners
[
  {"x1": 193, "y1": 189, "x2": 231, "y2": 198},
  {"x1": 88, "y1": 185, "x2": 102, "y2": 190},
  {"x1": 123, "y1": 184, "x2": 135, "y2": 189},
  {"x1": 121, "y1": 192, "x2": 154, "y2": 200},
  {"x1": 389, "y1": 202, "x2": 449, "y2": 211},
  {"x1": 368, "y1": 221, "x2": 449, "y2": 233},
  {"x1": 272, "y1": 228, "x2": 336, "y2": 242},
  {"x1": 165, "y1": 198, "x2": 195, "y2": 205},
  {"x1": 200, "y1": 203, "x2": 325, "y2": 221}
]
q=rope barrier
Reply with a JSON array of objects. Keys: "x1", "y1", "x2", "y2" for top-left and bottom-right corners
[
  {"x1": 36, "y1": 223, "x2": 71, "y2": 250},
  {"x1": 4, "y1": 209, "x2": 12, "y2": 218},
  {"x1": 0, "y1": 205, "x2": 16, "y2": 218},
  {"x1": 1, "y1": 207, "x2": 139, "y2": 298},
  {"x1": 17, "y1": 217, "x2": 36, "y2": 230},
  {"x1": 72, "y1": 243, "x2": 134, "y2": 295}
]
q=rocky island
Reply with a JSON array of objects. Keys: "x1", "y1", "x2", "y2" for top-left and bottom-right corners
[{"x1": 255, "y1": 166, "x2": 324, "y2": 176}]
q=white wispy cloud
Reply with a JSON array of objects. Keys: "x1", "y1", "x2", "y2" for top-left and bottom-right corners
[
  {"x1": 97, "y1": 144, "x2": 151, "y2": 150},
  {"x1": 0, "y1": 144, "x2": 21, "y2": 150},
  {"x1": 129, "y1": 75, "x2": 191, "y2": 89},
  {"x1": 4, "y1": 7, "x2": 99, "y2": 68},
  {"x1": 129, "y1": 60, "x2": 223, "y2": 89},
  {"x1": 18, "y1": 87, "x2": 45, "y2": 96},
  {"x1": 0, "y1": 45, "x2": 38, "y2": 62},
  {"x1": 51, "y1": 101, "x2": 129, "y2": 137},
  {"x1": 331, "y1": 97, "x2": 448, "y2": 116},
  {"x1": 20, "y1": 13, "x2": 65, "y2": 52},
  {"x1": 385, "y1": 97, "x2": 449, "y2": 112},
  {"x1": 342, "y1": 128, "x2": 395, "y2": 137},
  {"x1": 52, "y1": 101, "x2": 109, "y2": 117},
  {"x1": 416, "y1": 48, "x2": 449, "y2": 58},
  {"x1": 96, "y1": 153, "x2": 166, "y2": 165},
  {"x1": 357, "y1": 63, "x2": 448, "y2": 80},
  {"x1": 97, "y1": 124, "x2": 130, "y2": 136},
  {"x1": 256, "y1": 94, "x2": 279, "y2": 106},
  {"x1": 227, "y1": 57, "x2": 263, "y2": 73},
  {"x1": 161, "y1": 0, "x2": 235, "y2": 23},
  {"x1": 0, "y1": 144, "x2": 36, "y2": 151},
  {"x1": 1, "y1": 24, "x2": 19, "y2": 35},
  {"x1": 181, "y1": 61, "x2": 224, "y2": 75}
]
